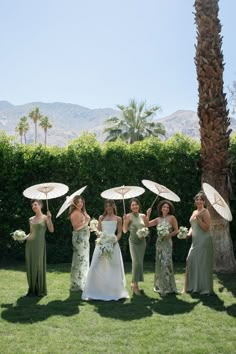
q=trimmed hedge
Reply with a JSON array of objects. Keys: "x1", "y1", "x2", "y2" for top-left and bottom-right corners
[{"x1": 0, "y1": 131, "x2": 235, "y2": 264}]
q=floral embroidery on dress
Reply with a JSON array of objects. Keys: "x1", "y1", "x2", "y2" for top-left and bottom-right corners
[
  {"x1": 154, "y1": 219, "x2": 177, "y2": 295},
  {"x1": 70, "y1": 226, "x2": 90, "y2": 291}
]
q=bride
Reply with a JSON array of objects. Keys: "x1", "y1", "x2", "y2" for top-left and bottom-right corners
[{"x1": 82, "y1": 199, "x2": 129, "y2": 301}]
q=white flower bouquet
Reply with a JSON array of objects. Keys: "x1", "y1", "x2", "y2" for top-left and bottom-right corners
[
  {"x1": 177, "y1": 226, "x2": 189, "y2": 239},
  {"x1": 89, "y1": 218, "x2": 99, "y2": 232},
  {"x1": 11, "y1": 230, "x2": 28, "y2": 243},
  {"x1": 137, "y1": 227, "x2": 149, "y2": 239},
  {"x1": 157, "y1": 224, "x2": 170, "y2": 240},
  {"x1": 96, "y1": 232, "x2": 117, "y2": 259}
]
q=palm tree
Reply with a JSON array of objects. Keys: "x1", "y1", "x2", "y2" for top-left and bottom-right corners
[
  {"x1": 104, "y1": 99, "x2": 165, "y2": 143},
  {"x1": 15, "y1": 121, "x2": 24, "y2": 144},
  {"x1": 28, "y1": 107, "x2": 42, "y2": 144},
  {"x1": 39, "y1": 115, "x2": 53, "y2": 146},
  {"x1": 21, "y1": 116, "x2": 29, "y2": 144},
  {"x1": 15, "y1": 116, "x2": 29, "y2": 144},
  {"x1": 194, "y1": 0, "x2": 236, "y2": 272}
]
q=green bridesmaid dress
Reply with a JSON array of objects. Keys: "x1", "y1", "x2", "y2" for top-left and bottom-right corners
[
  {"x1": 186, "y1": 218, "x2": 213, "y2": 294},
  {"x1": 25, "y1": 219, "x2": 47, "y2": 296},
  {"x1": 155, "y1": 218, "x2": 177, "y2": 295},
  {"x1": 129, "y1": 213, "x2": 146, "y2": 282}
]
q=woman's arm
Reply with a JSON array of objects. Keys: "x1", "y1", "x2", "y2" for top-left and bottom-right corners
[
  {"x1": 84, "y1": 210, "x2": 91, "y2": 224},
  {"x1": 169, "y1": 216, "x2": 178, "y2": 237},
  {"x1": 45, "y1": 211, "x2": 54, "y2": 233},
  {"x1": 116, "y1": 216, "x2": 122, "y2": 241},
  {"x1": 123, "y1": 214, "x2": 131, "y2": 233},
  {"x1": 97, "y1": 215, "x2": 103, "y2": 235},
  {"x1": 146, "y1": 208, "x2": 158, "y2": 227},
  {"x1": 187, "y1": 227, "x2": 192, "y2": 237},
  {"x1": 196, "y1": 209, "x2": 210, "y2": 231},
  {"x1": 142, "y1": 214, "x2": 149, "y2": 228}
]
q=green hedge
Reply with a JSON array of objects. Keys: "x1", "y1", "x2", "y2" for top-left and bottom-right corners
[{"x1": 0, "y1": 131, "x2": 235, "y2": 264}]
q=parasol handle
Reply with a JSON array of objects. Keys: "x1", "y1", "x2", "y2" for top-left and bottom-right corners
[
  {"x1": 150, "y1": 195, "x2": 159, "y2": 209},
  {"x1": 46, "y1": 193, "x2": 49, "y2": 211},
  {"x1": 122, "y1": 195, "x2": 126, "y2": 215}
]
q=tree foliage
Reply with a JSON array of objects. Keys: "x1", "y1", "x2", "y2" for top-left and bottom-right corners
[{"x1": 0, "y1": 131, "x2": 235, "y2": 264}]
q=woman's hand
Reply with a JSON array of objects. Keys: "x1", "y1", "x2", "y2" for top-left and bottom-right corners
[{"x1": 47, "y1": 210, "x2": 52, "y2": 219}]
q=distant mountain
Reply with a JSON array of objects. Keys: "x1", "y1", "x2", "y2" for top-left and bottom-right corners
[{"x1": 0, "y1": 101, "x2": 236, "y2": 145}]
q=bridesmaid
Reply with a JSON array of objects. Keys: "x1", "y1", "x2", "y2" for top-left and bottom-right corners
[
  {"x1": 183, "y1": 192, "x2": 213, "y2": 295},
  {"x1": 69, "y1": 195, "x2": 90, "y2": 292},
  {"x1": 147, "y1": 200, "x2": 178, "y2": 295},
  {"x1": 25, "y1": 199, "x2": 54, "y2": 297},
  {"x1": 123, "y1": 198, "x2": 149, "y2": 295}
]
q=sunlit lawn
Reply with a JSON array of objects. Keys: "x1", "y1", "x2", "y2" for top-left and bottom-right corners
[{"x1": 0, "y1": 263, "x2": 235, "y2": 354}]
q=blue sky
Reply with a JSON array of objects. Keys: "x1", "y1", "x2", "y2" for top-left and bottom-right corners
[{"x1": 0, "y1": 0, "x2": 235, "y2": 116}]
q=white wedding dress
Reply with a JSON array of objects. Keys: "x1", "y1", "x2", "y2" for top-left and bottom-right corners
[{"x1": 82, "y1": 220, "x2": 129, "y2": 301}]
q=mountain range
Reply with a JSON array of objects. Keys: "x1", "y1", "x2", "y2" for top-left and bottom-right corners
[{"x1": 0, "y1": 101, "x2": 235, "y2": 146}]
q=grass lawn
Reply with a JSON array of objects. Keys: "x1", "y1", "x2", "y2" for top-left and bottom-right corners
[{"x1": 0, "y1": 263, "x2": 235, "y2": 354}]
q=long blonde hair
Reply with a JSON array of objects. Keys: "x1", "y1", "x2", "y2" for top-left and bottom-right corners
[
  {"x1": 69, "y1": 195, "x2": 85, "y2": 216},
  {"x1": 101, "y1": 199, "x2": 117, "y2": 220}
]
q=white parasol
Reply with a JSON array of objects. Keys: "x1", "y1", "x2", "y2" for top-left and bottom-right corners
[
  {"x1": 142, "y1": 179, "x2": 180, "y2": 209},
  {"x1": 101, "y1": 185, "x2": 145, "y2": 214},
  {"x1": 23, "y1": 182, "x2": 69, "y2": 210},
  {"x1": 202, "y1": 183, "x2": 233, "y2": 221},
  {"x1": 56, "y1": 185, "x2": 87, "y2": 218}
]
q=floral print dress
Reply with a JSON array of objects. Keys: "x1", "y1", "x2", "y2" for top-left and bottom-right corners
[
  {"x1": 154, "y1": 218, "x2": 177, "y2": 295},
  {"x1": 70, "y1": 225, "x2": 90, "y2": 291}
]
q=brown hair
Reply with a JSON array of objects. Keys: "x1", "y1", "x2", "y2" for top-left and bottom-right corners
[
  {"x1": 129, "y1": 198, "x2": 141, "y2": 211},
  {"x1": 69, "y1": 195, "x2": 85, "y2": 216},
  {"x1": 102, "y1": 199, "x2": 117, "y2": 218},
  {"x1": 31, "y1": 199, "x2": 43, "y2": 208},
  {"x1": 157, "y1": 200, "x2": 175, "y2": 216},
  {"x1": 194, "y1": 191, "x2": 206, "y2": 202}
]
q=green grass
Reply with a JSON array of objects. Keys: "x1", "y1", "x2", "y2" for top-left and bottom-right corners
[{"x1": 0, "y1": 263, "x2": 235, "y2": 354}]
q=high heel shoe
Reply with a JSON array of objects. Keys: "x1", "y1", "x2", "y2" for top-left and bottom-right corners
[{"x1": 131, "y1": 284, "x2": 141, "y2": 296}]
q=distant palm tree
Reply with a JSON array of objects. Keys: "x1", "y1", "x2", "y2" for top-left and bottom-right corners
[
  {"x1": 15, "y1": 116, "x2": 29, "y2": 144},
  {"x1": 39, "y1": 115, "x2": 53, "y2": 146},
  {"x1": 104, "y1": 99, "x2": 165, "y2": 143},
  {"x1": 28, "y1": 107, "x2": 42, "y2": 144}
]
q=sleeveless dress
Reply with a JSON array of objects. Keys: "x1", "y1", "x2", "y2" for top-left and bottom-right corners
[
  {"x1": 154, "y1": 218, "x2": 177, "y2": 295},
  {"x1": 82, "y1": 220, "x2": 129, "y2": 301},
  {"x1": 25, "y1": 219, "x2": 47, "y2": 296},
  {"x1": 186, "y1": 218, "x2": 213, "y2": 294},
  {"x1": 70, "y1": 225, "x2": 90, "y2": 291},
  {"x1": 129, "y1": 213, "x2": 146, "y2": 282}
]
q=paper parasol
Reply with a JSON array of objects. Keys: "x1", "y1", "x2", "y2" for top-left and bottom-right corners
[
  {"x1": 23, "y1": 182, "x2": 69, "y2": 210},
  {"x1": 101, "y1": 185, "x2": 145, "y2": 213},
  {"x1": 56, "y1": 185, "x2": 87, "y2": 218},
  {"x1": 202, "y1": 183, "x2": 232, "y2": 221},
  {"x1": 142, "y1": 179, "x2": 180, "y2": 208}
]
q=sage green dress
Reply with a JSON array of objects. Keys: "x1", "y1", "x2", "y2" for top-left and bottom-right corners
[
  {"x1": 25, "y1": 219, "x2": 47, "y2": 296},
  {"x1": 186, "y1": 219, "x2": 213, "y2": 294},
  {"x1": 155, "y1": 218, "x2": 177, "y2": 295},
  {"x1": 70, "y1": 225, "x2": 90, "y2": 291},
  {"x1": 129, "y1": 213, "x2": 146, "y2": 282}
]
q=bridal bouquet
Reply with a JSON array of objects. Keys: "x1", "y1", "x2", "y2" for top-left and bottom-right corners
[
  {"x1": 89, "y1": 218, "x2": 99, "y2": 232},
  {"x1": 11, "y1": 230, "x2": 28, "y2": 243},
  {"x1": 96, "y1": 232, "x2": 117, "y2": 259},
  {"x1": 177, "y1": 226, "x2": 189, "y2": 239},
  {"x1": 157, "y1": 224, "x2": 170, "y2": 240},
  {"x1": 137, "y1": 227, "x2": 149, "y2": 239}
]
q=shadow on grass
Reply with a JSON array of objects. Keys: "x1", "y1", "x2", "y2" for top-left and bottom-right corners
[
  {"x1": 190, "y1": 292, "x2": 236, "y2": 318},
  {"x1": 92, "y1": 293, "x2": 201, "y2": 321},
  {"x1": 217, "y1": 272, "x2": 236, "y2": 297},
  {"x1": 1, "y1": 291, "x2": 82, "y2": 324}
]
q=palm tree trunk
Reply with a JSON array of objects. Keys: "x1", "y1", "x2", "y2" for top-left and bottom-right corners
[
  {"x1": 20, "y1": 134, "x2": 23, "y2": 144},
  {"x1": 194, "y1": 0, "x2": 236, "y2": 272},
  {"x1": 35, "y1": 122, "x2": 37, "y2": 144},
  {"x1": 44, "y1": 129, "x2": 47, "y2": 146},
  {"x1": 24, "y1": 134, "x2": 26, "y2": 145}
]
